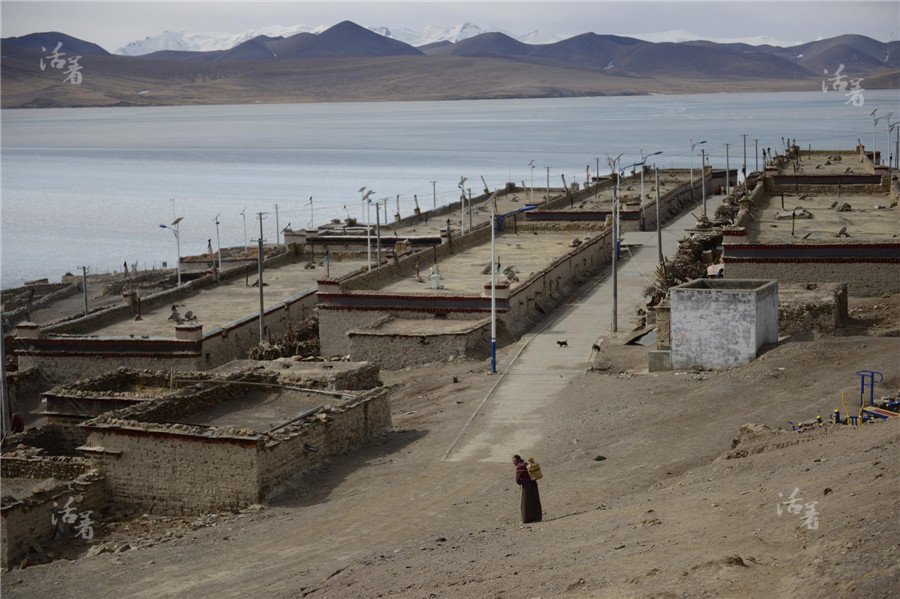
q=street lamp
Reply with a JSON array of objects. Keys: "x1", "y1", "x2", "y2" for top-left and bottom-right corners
[
  {"x1": 360, "y1": 187, "x2": 375, "y2": 271},
  {"x1": 213, "y1": 214, "x2": 222, "y2": 272},
  {"x1": 689, "y1": 138, "x2": 707, "y2": 202},
  {"x1": 872, "y1": 109, "x2": 893, "y2": 164},
  {"x1": 159, "y1": 216, "x2": 183, "y2": 285},
  {"x1": 528, "y1": 160, "x2": 535, "y2": 204},
  {"x1": 457, "y1": 176, "x2": 467, "y2": 233},
  {"x1": 489, "y1": 192, "x2": 498, "y2": 373},
  {"x1": 607, "y1": 152, "x2": 623, "y2": 334},
  {"x1": 639, "y1": 148, "x2": 663, "y2": 231}
]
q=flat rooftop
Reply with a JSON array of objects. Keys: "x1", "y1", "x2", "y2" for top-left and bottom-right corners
[
  {"x1": 558, "y1": 170, "x2": 693, "y2": 212},
  {"x1": 176, "y1": 388, "x2": 326, "y2": 432},
  {"x1": 739, "y1": 192, "x2": 898, "y2": 244},
  {"x1": 83, "y1": 257, "x2": 366, "y2": 338},
  {"x1": 379, "y1": 229, "x2": 599, "y2": 294},
  {"x1": 771, "y1": 151, "x2": 875, "y2": 176}
]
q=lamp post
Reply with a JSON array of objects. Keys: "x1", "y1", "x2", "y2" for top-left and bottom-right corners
[
  {"x1": 241, "y1": 208, "x2": 248, "y2": 254},
  {"x1": 159, "y1": 216, "x2": 183, "y2": 286},
  {"x1": 431, "y1": 180, "x2": 437, "y2": 209},
  {"x1": 881, "y1": 113, "x2": 895, "y2": 165},
  {"x1": 489, "y1": 192, "x2": 498, "y2": 373},
  {"x1": 872, "y1": 110, "x2": 893, "y2": 164},
  {"x1": 689, "y1": 138, "x2": 707, "y2": 202},
  {"x1": 528, "y1": 160, "x2": 535, "y2": 204},
  {"x1": 213, "y1": 214, "x2": 222, "y2": 272},
  {"x1": 891, "y1": 122, "x2": 900, "y2": 169},
  {"x1": 639, "y1": 148, "x2": 663, "y2": 230},
  {"x1": 701, "y1": 148, "x2": 708, "y2": 217},
  {"x1": 359, "y1": 187, "x2": 375, "y2": 271},
  {"x1": 457, "y1": 177, "x2": 467, "y2": 232},
  {"x1": 607, "y1": 152, "x2": 623, "y2": 334}
]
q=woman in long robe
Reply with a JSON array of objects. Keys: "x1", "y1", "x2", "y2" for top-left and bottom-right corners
[{"x1": 513, "y1": 455, "x2": 542, "y2": 523}]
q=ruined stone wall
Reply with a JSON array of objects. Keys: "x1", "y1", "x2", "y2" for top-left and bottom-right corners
[
  {"x1": 347, "y1": 320, "x2": 490, "y2": 369},
  {"x1": 725, "y1": 261, "x2": 900, "y2": 297},
  {"x1": 1, "y1": 475, "x2": 105, "y2": 569},
  {"x1": 0, "y1": 423, "x2": 88, "y2": 456},
  {"x1": 84, "y1": 428, "x2": 261, "y2": 515},
  {"x1": 779, "y1": 283, "x2": 848, "y2": 336},
  {"x1": 16, "y1": 354, "x2": 203, "y2": 387},
  {"x1": 1, "y1": 453, "x2": 91, "y2": 480}
]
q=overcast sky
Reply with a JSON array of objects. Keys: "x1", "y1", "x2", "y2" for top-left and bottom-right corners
[{"x1": 2, "y1": 1, "x2": 897, "y2": 53}]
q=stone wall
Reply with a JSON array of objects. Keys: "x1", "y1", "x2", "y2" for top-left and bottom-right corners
[
  {"x1": 0, "y1": 424, "x2": 88, "y2": 456},
  {"x1": 1, "y1": 452, "x2": 92, "y2": 480},
  {"x1": 779, "y1": 283, "x2": 848, "y2": 336},
  {"x1": 83, "y1": 427, "x2": 260, "y2": 515},
  {"x1": 347, "y1": 318, "x2": 490, "y2": 369},
  {"x1": 1, "y1": 474, "x2": 105, "y2": 569},
  {"x1": 78, "y1": 381, "x2": 391, "y2": 515},
  {"x1": 724, "y1": 258, "x2": 900, "y2": 297}
]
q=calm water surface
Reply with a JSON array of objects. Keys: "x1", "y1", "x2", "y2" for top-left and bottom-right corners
[{"x1": 2, "y1": 90, "x2": 898, "y2": 288}]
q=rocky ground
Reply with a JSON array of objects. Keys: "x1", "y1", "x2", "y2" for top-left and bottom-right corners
[{"x1": 2, "y1": 289, "x2": 899, "y2": 598}]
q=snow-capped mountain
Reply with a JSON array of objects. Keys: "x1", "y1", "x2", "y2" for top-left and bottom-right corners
[
  {"x1": 116, "y1": 23, "x2": 490, "y2": 55},
  {"x1": 627, "y1": 29, "x2": 803, "y2": 47},
  {"x1": 116, "y1": 25, "x2": 328, "y2": 55},
  {"x1": 515, "y1": 30, "x2": 567, "y2": 45}
]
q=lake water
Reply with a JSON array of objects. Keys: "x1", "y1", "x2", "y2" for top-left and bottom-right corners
[{"x1": 2, "y1": 90, "x2": 898, "y2": 289}]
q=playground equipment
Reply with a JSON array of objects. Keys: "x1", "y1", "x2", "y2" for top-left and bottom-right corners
[{"x1": 793, "y1": 369, "x2": 897, "y2": 430}]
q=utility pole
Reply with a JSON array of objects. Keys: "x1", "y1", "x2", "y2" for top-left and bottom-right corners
[
  {"x1": 274, "y1": 204, "x2": 280, "y2": 245},
  {"x1": 546, "y1": 166, "x2": 550, "y2": 202},
  {"x1": 612, "y1": 181, "x2": 618, "y2": 333},
  {"x1": 80, "y1": 265, "x2": 89, "y2": 316},
  {"x1": 431, "y1": 180, "x2": 437, "y2": 209},
  {"x1": 490, "y1": 194, "x2": 497, "y2": 373},
  {"x1": 741, "y1": 133, "x2": 748, "y2": 183},
  {"x1": 754, "y1": 138, "x2": 760, "y2": 173},
  {"x1": 213, "y1": 214, "x2": 222, "y2": 272},
  {"x1": 0, "y1": 320, "x2": 8, "y2": 438},
  {"x1": 701, "y1": 148, "x2": 707, "y2": 217},
  {"x1": 241, "y1": 208, "x2": 248, "y2": 254},
  {"x1": 595, "y1": 157, "x2": 600, "y2": 183},
  {"x1": 655, "y1": 166, "x2": 662, "y2": 265},
  {"x1": 724, "y1": 143, "x2": 730, "y2": 192},
  {"x1": 257, "y1": 212, "x2": 265, "y2": 344},
  {"x1": 375, "y1": 201, "x2": 382, "y2": 267}
]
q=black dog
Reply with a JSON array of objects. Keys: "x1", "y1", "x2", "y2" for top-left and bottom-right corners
[
  {"x1": 591, "y1": 343, "x2": 601, "y2": 352},
  {"x1": 557, "y1": 340, "x2": 568, "y2": 347}
]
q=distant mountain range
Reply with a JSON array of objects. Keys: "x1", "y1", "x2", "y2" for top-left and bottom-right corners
[
  {"x1": 115, "y1": 23, "x2": 552, "y2": 56},
  {"x1": 2, "y1": 21, "x2": 897, "y2": 109}
]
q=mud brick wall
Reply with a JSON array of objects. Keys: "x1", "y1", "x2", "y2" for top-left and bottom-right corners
[
  {"x1": 1, "y1": 476, "x2": 105, "y2": 569},
  {"x1": 1, "y1": 424, "x2": 88, "y2": 456},
  {"x1": 724, "y1": 261, "x2": 900, "y2": 297},
  {"x1": 201, "y1": 289, "x2": 318, "y2": 366},
  {"x1": 1, "y1": 454, "x2": 91, "y2": 480},
  {"x1": 779, "y1": 283, "x2": 848, "y2": 336},
  {"x1": 84, "y1": 428, "x2": 261, "y2": 515},
  {"x1": 16, "y1": 353, "x2": 204, "y2": 386},
  {"x1": 257, "y1": 391, "x2": 392, "y2": 497},
  {"x1": 348, "y1": 321, "x2": 490, "y2": 369},
  {"x1": 327, "y1": 363, "x2": 381, "y2": 390}
]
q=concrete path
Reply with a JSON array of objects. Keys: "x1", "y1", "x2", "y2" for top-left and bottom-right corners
[{"x1": 444, "y1": 205, "x2": 704, "y2": 463}]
